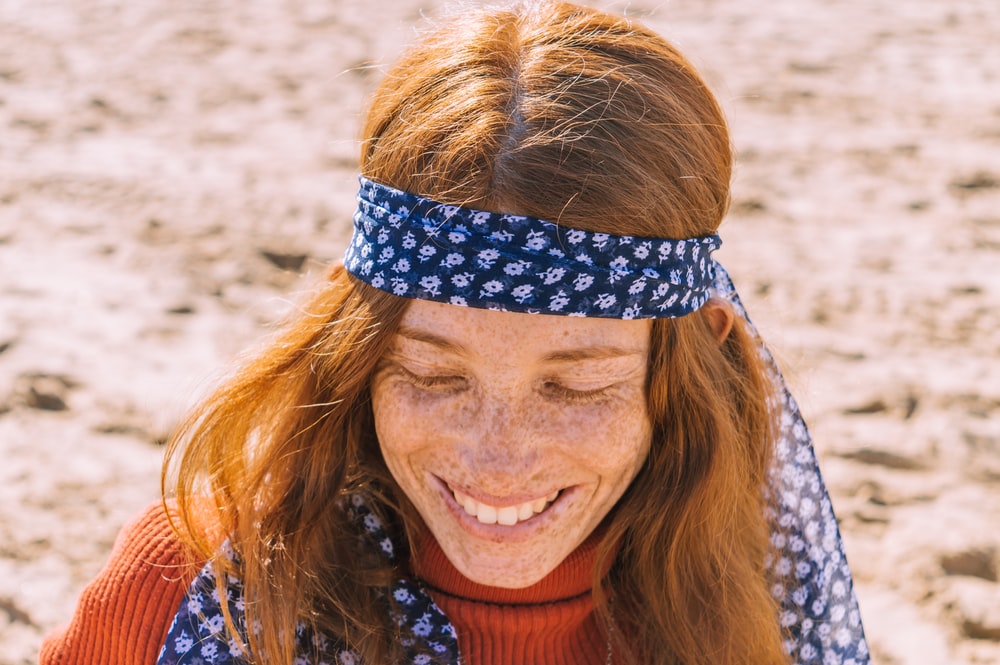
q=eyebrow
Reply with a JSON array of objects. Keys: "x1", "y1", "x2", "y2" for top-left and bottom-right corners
[
  {"x1": 542, "y1": 346, "x2": 647, "y2": 363},
  {"x1": 395, "y1": 326, "x2": 645, "y2": 363},
  {"x1": 395, "y1": 327, "x2": 468, "y2": 355}
]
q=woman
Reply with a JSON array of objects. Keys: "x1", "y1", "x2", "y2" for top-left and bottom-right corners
[{"x1": 41, "y1": 2, "x2": 869, "y2": 664}]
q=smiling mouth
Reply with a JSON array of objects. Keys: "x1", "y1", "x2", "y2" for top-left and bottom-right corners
[{"x1": 451, "y1": 488, "x2": 560, "y2": 526}]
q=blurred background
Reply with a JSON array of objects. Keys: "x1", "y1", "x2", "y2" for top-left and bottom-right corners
[{"x1": 1, "y1": 1, "x2": 998, "y2": 663}]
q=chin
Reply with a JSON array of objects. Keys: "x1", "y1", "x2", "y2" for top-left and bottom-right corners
[
  {"x1": 448, "y1": 545, "x2": 567, "y2": 589},
  {"x1": 459, "y1": 562, "x2": 554, "y2": 589}
]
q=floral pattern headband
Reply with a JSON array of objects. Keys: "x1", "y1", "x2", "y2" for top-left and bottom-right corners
[{"x1": 344, "y1": 177, "x2": 722, "y2": 319}]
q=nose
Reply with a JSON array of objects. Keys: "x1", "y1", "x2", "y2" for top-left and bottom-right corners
[{"x1": 460, "y1": 394, "x2": 542, "y2": 485}]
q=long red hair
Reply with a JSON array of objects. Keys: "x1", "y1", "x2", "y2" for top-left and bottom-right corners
[{"x1": 165, "y1": 2, "x2": 788, "y2": 663}]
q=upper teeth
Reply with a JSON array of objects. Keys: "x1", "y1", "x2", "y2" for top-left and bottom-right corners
[{"x1": 452, "y1": 489, "x2": 559, "y2": 525}]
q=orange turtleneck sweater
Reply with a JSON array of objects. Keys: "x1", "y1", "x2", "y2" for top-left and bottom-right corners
[
  {"x1": 40, "y1": 503, "x2": 616, "y2": 665},
  {"x1": 410, "y1": 527, "x2": 614, "y2": 665}
]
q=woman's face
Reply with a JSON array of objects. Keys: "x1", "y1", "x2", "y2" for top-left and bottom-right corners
[{"x1": 371, "y1": 299, "x2": 653, "y2": 588}]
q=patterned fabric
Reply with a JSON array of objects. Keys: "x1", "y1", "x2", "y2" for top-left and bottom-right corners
[
  {"x1": 157, "y1": 265, "x2": 870, "y2": 664},
  {"x1": 156, "y1": 494, "x2": 460, "y2": 665},
  {"x1": 344, "y1": 177, "x2": 721, "y2": 320},
  {"x1": 717, "y1": 267, "x2": 870, "y2": 665}
]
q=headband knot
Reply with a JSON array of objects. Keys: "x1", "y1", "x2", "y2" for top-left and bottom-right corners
[{"x1": 344, "y1": 177, "x2": 721, "y2": 319}]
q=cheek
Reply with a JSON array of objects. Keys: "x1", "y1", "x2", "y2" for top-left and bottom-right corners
[
  {"x1": 539, "y1": 397, "x2": 652, "y2": 472},
  {"x1": 370, "y1": 383, "x2": 473, "y2": 457}
]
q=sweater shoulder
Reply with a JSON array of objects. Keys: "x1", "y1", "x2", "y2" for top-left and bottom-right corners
[{"x1": 39, "y1": 501, "x2": 202, "y2": 665}]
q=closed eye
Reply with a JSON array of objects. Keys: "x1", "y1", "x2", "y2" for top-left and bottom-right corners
[
  {"x1": 540, "y1": 380, "x2": 611, "y2": 404},
  {"x1": 402, "y1": 369, "x2": 469, "y2": 393}
]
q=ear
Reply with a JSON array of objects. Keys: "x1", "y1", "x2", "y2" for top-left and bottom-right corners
[{"x1": 701, "y1": 297, "x2": 735, "y2": 346}]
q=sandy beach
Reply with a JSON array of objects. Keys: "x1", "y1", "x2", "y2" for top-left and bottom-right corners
[{"x1": 1, "y1": 0, "x2": 998, "y2": 663}]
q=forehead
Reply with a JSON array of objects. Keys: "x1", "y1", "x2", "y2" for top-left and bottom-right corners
[{"x1": 394, "y1": 299, "x2": 651, "y2": 357}]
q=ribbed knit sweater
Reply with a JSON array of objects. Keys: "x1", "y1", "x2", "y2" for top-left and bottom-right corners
[
  {"x1": 40, "y1": 504, "x2": 611, "y2": 665},
  {"x1": 411, "y1": 527, "x2": 611, "y2": 665},
  {"x1": 39, "y1": 503, "x2": 199, "y2": 665}
]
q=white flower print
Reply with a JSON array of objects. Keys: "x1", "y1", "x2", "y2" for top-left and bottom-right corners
[
  {"x1": 417, "y1": 245, "x2": 437, "y2": 262},
  {"x1": 419, "y1": 275, "x2": 442, "y2": 295},
  {"x1": 450, "y1": 273, "x2": 473, "y2": 288},
  {"x1": 401, "y1": 232, "x2": 417, "y2": 249},
  {"x1": 503, "y1": 260, "x2": 530, "y2": 276},
  {"x1": 480, "y1": 280, "x2": 504, "y2": 295},
  {"x1": 200, "y1": 641, "x2": 218, "y2": 661},
  {"x1": 607, "y1": 256, "x2": 629, "y2": 282},
  {"x1": 594, "y1": 293, "x2": 617, "y2": 310},
  {"x1": 204, "y1": 614, "x2": 225, "y2": 634},
  {"x1": 413, "y1": 613, "x2": 434, "y2": 637},
  {"x1": 175, "y1": 632, "x2": 194, "y2": 654},
  {"x1": 573, "y1": 274, "x2": 594, "y2": 291},
  {"x1": 443, "y1": 252, "x2": 465, "y2": 267},
  {"x1": 378, "y1": 246, "x2": 395, "y2": 262},
  {"x1": 477, "y1": 249, "x2": 500, "y2": 269},
  {"x1": 186, "y1": 596, "x2": 203, "y2": 615},
  {"x1": 628, "y1": 277, "x2": 647, "y2": 295},
  {"x1": 227, "y1": 638, "x2": 244, "y2": 656},
  {"x1": 391, "y1": 278, "x2": 409, "y2": 296},
  {"x1": 448, "y1": 231, "x2": 466, "y2": 244},
  {"x1": 538, "y1": 266, "x2": 566, "y2": 285},
  {"x1": 511, "y1": 284, "x2": 533, "y2": 303},
  {"x1": 633, "y1": 242, "x2": 650, "y2": 259},
  {"x1": 392, "y1": 258, "x2": 411, "y2": 273},
  {"x1": 565, "y1": 229, "x2": 586, "y2": 244},
  {"x1": 523, "y1": 230, "x2": 547, "y2": 250}
]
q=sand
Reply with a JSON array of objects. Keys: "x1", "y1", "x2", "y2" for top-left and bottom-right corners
[{"x1": 1, "y1": 0, "x2": 998, "y2": 663}]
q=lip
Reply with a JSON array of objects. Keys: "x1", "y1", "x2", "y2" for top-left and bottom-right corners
[{"x1": 431, "y1": 475, "x2": 572, "y2": 543}]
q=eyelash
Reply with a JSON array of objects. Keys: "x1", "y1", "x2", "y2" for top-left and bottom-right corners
[
  {"x1": 402, "y1": 370, "x2": 468, "y2": 392},
  {"x1": 541, "y1": 381, "x2": 610, "y2": 404}
]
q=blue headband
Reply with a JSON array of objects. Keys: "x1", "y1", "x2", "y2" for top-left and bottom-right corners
[{"x1": 343, "y1": 177, "x2": 722, "y2": 319}]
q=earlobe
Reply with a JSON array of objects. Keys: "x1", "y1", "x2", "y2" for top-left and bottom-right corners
[{"x1": 701, "y1": 297, "x2": 735, "y2": 345}]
